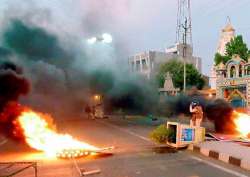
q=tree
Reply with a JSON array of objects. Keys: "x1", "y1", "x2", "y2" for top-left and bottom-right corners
[
  {"x1": 214, "y1": 52, "x2": 230, "y2": 66},
  {"x1": 156, "y1": 59, "x2": 205, "y2": 90},
  {"x1": 214, "y1": 35, "x2": 250, "y2": 65},
  {"x1": 226, "y1": 35, "x2": 249, "y2": 60}
]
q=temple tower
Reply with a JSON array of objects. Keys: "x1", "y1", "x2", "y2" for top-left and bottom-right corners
[
  {"x1": 210, "y1": 19, "x2": 235, "y2": 89},
  {"x1": 217, "y1": 18, "x2": 235, "y2": 55}
]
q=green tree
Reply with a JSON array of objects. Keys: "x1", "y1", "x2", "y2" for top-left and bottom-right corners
[
  {"x1": 214, "y1": 52, "x2": 230, "y2": 66},
  {"x1": 214, "y1": 35, "x2": 250, "y2": 65},
  {"x1": 226, "y1": 35, "x2": 249, "y2": 60},
  {"x1": 156, "y1": 59, "x2": 205, "y2": 90}
]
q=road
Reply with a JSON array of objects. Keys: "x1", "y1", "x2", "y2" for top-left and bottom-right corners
[{"x1": 0, "y1": 116, "x2": 249, "y2": 177}]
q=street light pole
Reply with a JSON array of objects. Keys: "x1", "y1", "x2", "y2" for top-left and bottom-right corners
[{"x1": 182, "y1": 18, "x2": 188, "y2": 93}]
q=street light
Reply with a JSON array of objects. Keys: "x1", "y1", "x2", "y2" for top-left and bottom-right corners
[
  {"x1": 102, "y1": 33, "x2": 113, "y2": 43},
  {"x1": 87, "y1": 33, "x2": 113, "y2": 44},
  {"x1": 87, "y1": 37, "x2": 97, "y2": 44}
]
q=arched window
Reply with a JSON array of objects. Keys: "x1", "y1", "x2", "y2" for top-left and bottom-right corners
[{"x1": 230, "y1": 65, "x2": 236, "y2": 78}]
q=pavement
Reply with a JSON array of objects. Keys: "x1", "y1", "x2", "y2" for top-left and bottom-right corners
[
  {"x1": 189, "y1": 141, "x2": 250, "y2": 171},
  {"x1": 0, "y1": 116, "x2": 249, "y2": 177}
]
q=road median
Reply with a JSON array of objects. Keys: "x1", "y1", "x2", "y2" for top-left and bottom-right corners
[{"x1": 188, "y1": 141, "x2": 250, "y2": 171}]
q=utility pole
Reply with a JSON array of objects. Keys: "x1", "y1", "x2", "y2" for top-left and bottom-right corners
[
  {"x1": 182, "y1": 18, "x2": 188, "y2": 92},
  {"x1": 176, "y1": 0, "x2": 192, "y2": 45},
  {"x1": 176, "y1": 0, "x2": 192, "y2": 92}
]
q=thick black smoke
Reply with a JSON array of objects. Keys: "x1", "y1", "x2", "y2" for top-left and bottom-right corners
[
  {"x1": 0, "y1": 61, "x2": 30, "y2": 110},
  {"x1": 0, "y1": 61, "x2": 30, "y2": 139},
  {"x1": 163, "y1": 93, "x2": 234, "y2": 133},
  {"x1": 3, "y1": 20, "x2": 73, "y2": 68},
  {"x1": 206, "y1": 99, "x2": 234, "y2": 133},
  {"x1": 0, "y1": 19, "x2": 157, "y2": 120},
  {"x1": 105, "y1": 79, "x2": 158, "y2": 114}
]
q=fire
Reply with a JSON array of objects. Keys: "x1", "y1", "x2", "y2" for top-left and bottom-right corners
[
  {"x1": 233, "y1": 111, "x2": 250, "y2": 137},
  {"x1": 17, "y1": 110, "x2": 99, "y2": 158}
]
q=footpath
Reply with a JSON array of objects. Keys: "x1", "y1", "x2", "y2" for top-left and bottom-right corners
[{"x1": 189, "y1": 141, "x2": 250, "y2": 171}]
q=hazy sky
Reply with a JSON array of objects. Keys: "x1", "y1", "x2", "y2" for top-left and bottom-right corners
[{"x1": 0, "y1": 0, "x2": 250, "y2": 75}]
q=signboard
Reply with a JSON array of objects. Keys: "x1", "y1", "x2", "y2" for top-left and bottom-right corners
[{"x1": 181, "y1": 128, "x2": 194, "y2": 142}]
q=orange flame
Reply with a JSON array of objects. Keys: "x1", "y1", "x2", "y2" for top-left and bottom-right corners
[
  {"x1": 233, "y1": 111, "x2": 250, "y2": 137},
  {"x1": 17, "y1": 110, "x2": 99, "y2": 157}
]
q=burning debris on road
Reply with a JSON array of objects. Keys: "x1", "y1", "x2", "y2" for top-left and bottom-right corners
[
  {"x1": 2, "y1": 105, "x2": 113, "y2": 159},
  {"x1": 0, "y1": 18, "x2": 153, "y2": 158},
  {"x1": 233, "y1": 111, "x2": 250, "y2": 138},
  {"x1": 1, "y1": 103, "x2": 113, "y2": 159},
  {"x1": 0, "y1": 61, "x2": 110, "y2": 159},
  {"x1": 16, "y1": 110, "x2": 101, "y2": 158}
]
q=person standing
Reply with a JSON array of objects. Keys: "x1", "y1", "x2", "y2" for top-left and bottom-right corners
[{"x1": 189, "y1": 101, "x2": 203, "y2": 127}]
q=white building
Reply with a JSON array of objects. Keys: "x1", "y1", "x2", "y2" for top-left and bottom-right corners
[
  {"x1": 128, "y1": 43, "x2": 202, "y2": 79},
  {"x1": 128, "y1": 51, "x2": 169, "y2": 79},
  {"x1": 210, "y1": 21, "x2": 235, "y2": 89},
  {"x1": 217, "y1": 22, "x2": 235, "y2": 55},
  {"x1": 166, "y1": 43, "x2": 202, "y2": 71}
]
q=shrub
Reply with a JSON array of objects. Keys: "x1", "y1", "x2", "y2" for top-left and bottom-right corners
[{"x1": 150, "y1": 124, "x2": 172, "y2": 144}]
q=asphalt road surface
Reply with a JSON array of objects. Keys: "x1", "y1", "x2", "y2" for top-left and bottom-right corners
[{"x1": 0, "y1": 116, "x2": 249, "y2": 177}]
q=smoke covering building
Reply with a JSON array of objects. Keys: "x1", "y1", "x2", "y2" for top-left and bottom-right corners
[{"x1": 128, "y1": 43, "x2": 202, "y2": 79}]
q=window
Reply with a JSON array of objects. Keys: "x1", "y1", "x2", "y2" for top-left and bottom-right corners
[
  {"x1": 142, "y1": 59, "x2": 147, "y2": 70},
  {"x1": 230, "y1": 66, "x2": 236, "y2": 78}
]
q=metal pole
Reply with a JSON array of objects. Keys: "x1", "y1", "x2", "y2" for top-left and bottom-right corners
[{"x1": 183, "y1": 18, "x2": 188, "y2": 92}]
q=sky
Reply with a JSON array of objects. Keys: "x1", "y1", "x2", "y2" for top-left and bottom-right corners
[{"x1": 0, "y1": 0, "x2": 250, "y2": 75}]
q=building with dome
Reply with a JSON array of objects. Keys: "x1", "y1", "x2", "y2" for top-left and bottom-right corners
[
  {"x1": 210, "y1": 20, "x2": 235, "y2": 89},
  {"x1": 216, "y1": 55, "x2": 250, "y2": 108}
]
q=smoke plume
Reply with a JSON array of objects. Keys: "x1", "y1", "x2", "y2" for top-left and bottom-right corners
[
  {"x1": 0, "y1": 14, "x2": 157, "y2": 121},
  {"x1": 163, "y1": 94, "x2": 234, "y2": 133},
  {"x1": 0, "y1": 62, "x2": 30, "y2": 110},
  {"x1": 206, "y1": 99, "x2": 234, "y2": 133},
  {"x1": 0, "y1": 61, "x2": 30, "y2": 139}
]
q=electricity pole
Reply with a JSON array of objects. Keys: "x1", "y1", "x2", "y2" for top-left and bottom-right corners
[
  {"x1": 176, "y1": 0, "x2": 192, "y2": 92},
  {"x1": 182, "y1": 18, "x2": 188, "y2": 92}
]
